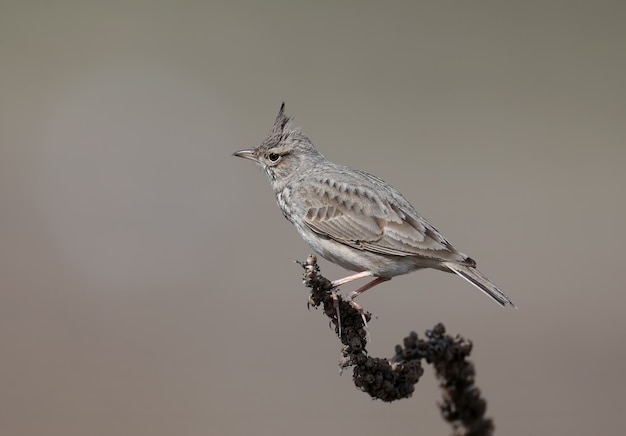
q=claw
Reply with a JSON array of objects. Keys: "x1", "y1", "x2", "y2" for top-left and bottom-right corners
[
  {"x1": 307, "y1": 294, "x2": 315, "y2": 310},
  {"x1": 346, "y1": 297, "x2": 370, "y2": 343},
  {"x1": 331, "y1": 290, "x2": 342, "y2": 338}
]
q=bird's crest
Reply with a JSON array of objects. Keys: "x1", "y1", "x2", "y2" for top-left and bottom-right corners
[{"x1": 272, "y1": 102, "x2": 293, "y2": 135}]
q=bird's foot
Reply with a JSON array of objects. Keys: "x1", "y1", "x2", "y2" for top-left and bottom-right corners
[
  {"x1": 345, "y1": 294, "x2": 370, "y2": 342},
  {"x1": 331, "y1": 289, "x2": 342, "y2": 338}
]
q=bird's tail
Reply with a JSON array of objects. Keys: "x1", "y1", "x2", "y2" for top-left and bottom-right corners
[{"x1": 443, "y1": 262, "x2": 516, "y2": 308}]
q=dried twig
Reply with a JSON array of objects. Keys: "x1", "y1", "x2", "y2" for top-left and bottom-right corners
[{"x1": 300, "y1": 255, "x2": 494, "y2": 436}]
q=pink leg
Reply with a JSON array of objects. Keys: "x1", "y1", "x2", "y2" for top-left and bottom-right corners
[
  {"x1": 331, "y1": 271, "x2": 374, "y2": 288},
  {"x1": 329, "y1": 274, "x2": 374, "y2": 338},
  {"x1": 348, "y1": 277, "x2": 391, "y2": 300},
  {"x1": 330, "y1": 272, "x2": 391, "y2": 337}
]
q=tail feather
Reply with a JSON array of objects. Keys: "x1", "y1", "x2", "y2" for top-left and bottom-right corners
[{"x1": 443, "y1": 262, "x2": 516, "y2": 308}]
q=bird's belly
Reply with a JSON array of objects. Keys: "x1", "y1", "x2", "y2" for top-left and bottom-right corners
[{"x1": 295, "y1": 225, "x2": 420, "y2": 277}]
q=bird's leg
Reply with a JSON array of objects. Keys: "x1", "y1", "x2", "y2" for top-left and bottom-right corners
[
  {"x1": 331, "y1": 271, "x2": 374, "y2": 287},
  {"x1": 331, "y1": 271, "x2": 373, "y2": 331},
  {"x1": 331, "y1": 272, "x2": 390, "y2": 337},
  {"x1": 331, "y1": 289, "x2": 341, "y2": 338},
  {"x1": 347, "y1": 277, "x2": 391, "y2": 335},
  {"x1": 347, "y1": 276, "x2": 391, "y2": 300}
]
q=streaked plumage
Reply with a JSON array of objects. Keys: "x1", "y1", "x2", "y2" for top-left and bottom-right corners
[{"x1": 233, "y1": 103, "x2": 515, "y2": 307}]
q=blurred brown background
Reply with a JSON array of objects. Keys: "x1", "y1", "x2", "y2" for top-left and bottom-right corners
[{"x1": 1, "y1": 1, "x2": 624, "y2": 435}]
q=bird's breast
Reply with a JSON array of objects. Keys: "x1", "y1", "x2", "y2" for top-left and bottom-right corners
[{"x1": 275, "y1": 187, "x2": 296, "y2": 224}]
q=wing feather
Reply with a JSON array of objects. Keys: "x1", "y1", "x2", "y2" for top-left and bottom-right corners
[{"x1": 300, "y1": 175, "x2": 462, "y2": 261}]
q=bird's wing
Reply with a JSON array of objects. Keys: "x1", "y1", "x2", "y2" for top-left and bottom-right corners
[{"x1": 300, "y1": 176, "x2": 463, "y2": 261}]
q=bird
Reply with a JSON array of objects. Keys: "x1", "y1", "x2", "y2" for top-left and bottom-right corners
[{"x1": 233, "y1": 103, "x2": 515, "y2": 308}]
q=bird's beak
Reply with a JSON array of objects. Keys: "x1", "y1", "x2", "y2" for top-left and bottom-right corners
[{"x1": 232, "y1": 148, "x2": 258, "y2": 162}]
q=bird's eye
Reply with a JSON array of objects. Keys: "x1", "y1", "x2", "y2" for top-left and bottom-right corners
[{"x1": 268, "y1": 152, "x2": 281, "y2": 162}]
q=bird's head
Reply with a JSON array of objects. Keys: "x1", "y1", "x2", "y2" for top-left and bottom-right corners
[{"x1": 233, "y1": 103, "x2": 324, "y2": 188}]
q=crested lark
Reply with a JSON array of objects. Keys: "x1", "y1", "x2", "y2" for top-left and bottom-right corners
[{"x1": 233, "y1": 104, "x2": 515, "y2": 307}]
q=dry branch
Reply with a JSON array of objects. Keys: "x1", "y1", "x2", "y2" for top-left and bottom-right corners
[{"x1": 300, "y1": 255, "x2": 494, "y2": 436}]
